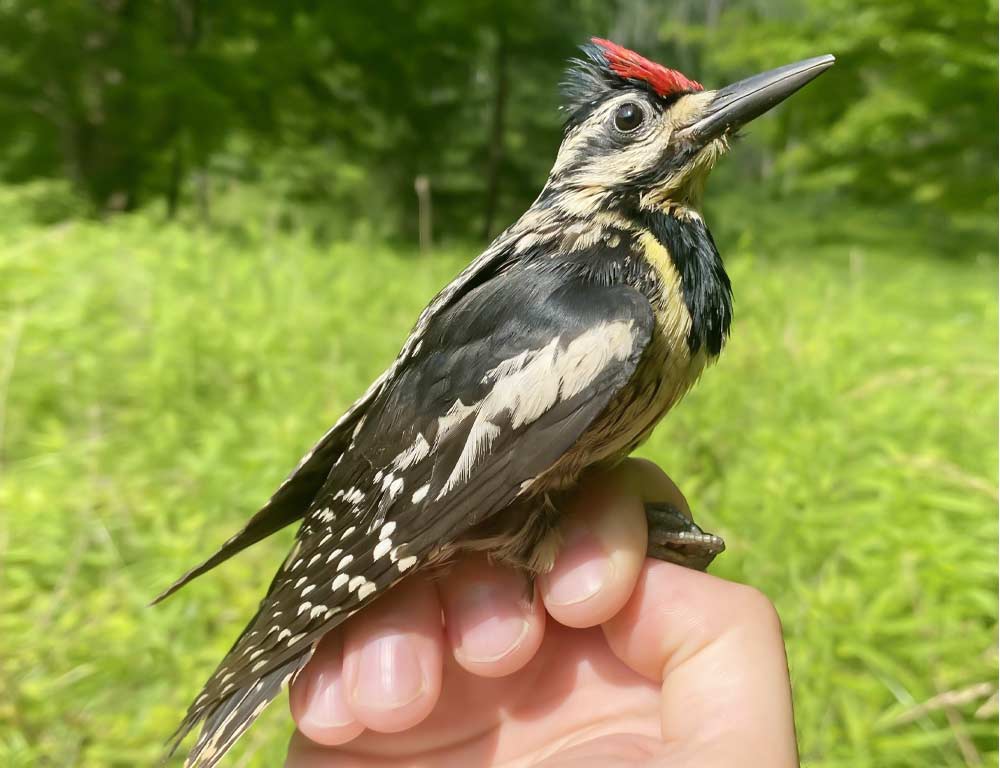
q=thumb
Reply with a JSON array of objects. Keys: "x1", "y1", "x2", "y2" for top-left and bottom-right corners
[{"x1": 601, "y1": 561, "x2": 798, "y2": 768}]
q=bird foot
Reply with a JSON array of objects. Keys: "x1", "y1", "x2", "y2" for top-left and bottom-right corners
[{"x1": 645, "y1": 502, "x2": 725, "y2": 572}]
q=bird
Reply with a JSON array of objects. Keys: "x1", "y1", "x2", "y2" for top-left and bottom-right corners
[{"x1": 156, "y1": 38, "x2": 834, "y2": 767}]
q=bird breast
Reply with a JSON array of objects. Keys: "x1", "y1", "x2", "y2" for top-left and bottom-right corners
[{"x1": 532, "y1": 265, "x2": 707, "y2": 493}]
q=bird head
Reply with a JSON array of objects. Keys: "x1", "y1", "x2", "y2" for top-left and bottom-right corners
[{"x1": 549, "y1": 38, "x2": 834, "y2": 213}]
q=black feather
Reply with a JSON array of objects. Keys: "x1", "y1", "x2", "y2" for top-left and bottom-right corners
[
  {"x1": 167, "y1": 262, "x2": 654, "y2": 766},
  {"x1": 560, "y1": 42, "x2": 687, "y2": 131},
  {"x1": 172, "y1": 655, "x2": 307, "y2": 768},
  {"x1": 638, "y1": 208, "x2": 733, "y2": 356},
  {"x1": 151, "y1": 400, "x2": 370, "y2": 604}
]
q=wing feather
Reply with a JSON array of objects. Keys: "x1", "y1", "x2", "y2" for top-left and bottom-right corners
[
  {"x1": 168, "y1": 268, "x2": 654, "y2": 766},
  {"x1": 151, "y1": 385, "x2": 377, "y2": 604}
]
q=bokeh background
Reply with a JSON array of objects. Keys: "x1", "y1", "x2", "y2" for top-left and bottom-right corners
[{"x1": 1, "y1": 1, "x2": 997, "y2": 766}]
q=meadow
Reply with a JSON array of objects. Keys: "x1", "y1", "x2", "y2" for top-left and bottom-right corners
[{"x1": 0, "y1": 186, "x2": 996, "y2": 767}]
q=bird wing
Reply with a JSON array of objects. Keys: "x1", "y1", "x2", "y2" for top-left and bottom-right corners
[
  {"x1": 150, "y1": 400, "x2": 372, "y2": 604},
  {"x1": 169, "y1": 267, "x2": 654, "y2": 767},
  {"x1": 152, "y1": 236, "x2": 515, "y2": 606}
]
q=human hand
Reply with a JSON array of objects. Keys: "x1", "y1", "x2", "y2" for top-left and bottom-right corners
[{"x1": 286, "y1": 459, "x2": 798, "y2": 767}]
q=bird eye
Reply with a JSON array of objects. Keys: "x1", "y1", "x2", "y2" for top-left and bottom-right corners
[{"x1": 613, "y1": 102, "x2": 644, "y2": 133}]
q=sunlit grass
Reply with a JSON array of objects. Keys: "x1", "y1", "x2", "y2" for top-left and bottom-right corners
[{"x1": 1, "y1": 192, "x2": 995, "y2": 767}]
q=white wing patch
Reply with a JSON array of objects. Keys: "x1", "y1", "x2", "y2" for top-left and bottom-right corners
[
  {"x1": 559, "y1": 321, "x2": 636, "y2": 400},
  {"x1": 440, "y1": 419, "x2": 502, "y2": 496},
  {"x1": 435, "y1": 320, "x2": 636, "y2": 500}
]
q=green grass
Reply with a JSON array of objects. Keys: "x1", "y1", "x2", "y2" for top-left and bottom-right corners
[{"x1": 0, "y1": 188, "x2": 996, "y2": 767}]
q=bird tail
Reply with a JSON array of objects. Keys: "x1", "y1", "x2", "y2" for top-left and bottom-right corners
[{"x1": 164, "y1": 651, "x2": 311, "y2": 768}]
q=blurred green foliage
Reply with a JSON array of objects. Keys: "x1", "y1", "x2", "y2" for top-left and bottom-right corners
[
  {"x1": 0, "y1": 183, "x2": 996, "y2": 766},
  {"x1": 0, "y1": 1, "x2": 997, "y2": 766},
  {"x1": 1, "y1": 0, "x2": 996, "y2": 241}
]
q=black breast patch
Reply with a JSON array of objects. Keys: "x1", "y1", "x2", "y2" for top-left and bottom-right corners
[{"x1": 638, "y1": 209, "x2": 733, "y2": 356}]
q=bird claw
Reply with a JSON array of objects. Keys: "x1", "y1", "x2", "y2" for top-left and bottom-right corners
[{"x1": 645, "y1": 502, "x2": 725, "y2": 571}]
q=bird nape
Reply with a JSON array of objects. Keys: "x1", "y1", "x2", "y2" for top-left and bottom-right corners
[{"x1": 156, "y1": 38, "x2": 834, "y2": 767}]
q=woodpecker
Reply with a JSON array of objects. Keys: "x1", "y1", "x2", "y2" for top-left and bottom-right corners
[{"x1": 158, "y1": 38, "x2": 834, "y2": 767}]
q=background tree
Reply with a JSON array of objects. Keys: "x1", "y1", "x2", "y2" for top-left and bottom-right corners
[{"x1": 0, "y1": 0, "x2": 994, "y2": 239}]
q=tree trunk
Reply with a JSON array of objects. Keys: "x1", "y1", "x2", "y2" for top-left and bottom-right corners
[
  {"x1": 164, "y1": 0, "x2": 203, "y2": 219},
  {"x1": 414, "y1": 175, "x2": 433, "y2": 254},
  {"x1": 166, "y1": 140, "x2": 183, "y2": 219}
]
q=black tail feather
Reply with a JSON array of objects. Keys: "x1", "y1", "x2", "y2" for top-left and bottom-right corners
[{"x1": 164, "y1": 652, "x2": 311, "y2": 768}]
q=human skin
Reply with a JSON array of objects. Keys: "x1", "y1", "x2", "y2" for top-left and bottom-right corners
[{"x1": 286, "y1": 459, "x2": 798, "y2": 767}]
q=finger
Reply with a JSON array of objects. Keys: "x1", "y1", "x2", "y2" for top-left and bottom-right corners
[
  {"x1": 602, "y1": 562, "x2": 798, "y2": 767},
  {"x1": 289, "y1": 632, "x2": 366, "y2": 746},
  {"x1": 540, "y1": 467, "x2": 647, "y2": 628},
  {"x1": 620, "y1": 456, "x2": 692, "y2": 518},
  {"x1": 340, "y1": 575, "x2": 444, "y2": 733},
  {"x1": 437, "y1": 554, "x2": 546, "y2": 677}
]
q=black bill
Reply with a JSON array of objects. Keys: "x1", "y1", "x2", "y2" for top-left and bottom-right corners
[{"x1": 679, "y1": 54, "x2": 835, "y2": 144}]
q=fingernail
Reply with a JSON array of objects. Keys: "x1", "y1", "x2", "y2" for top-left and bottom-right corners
[
  {"x1": 452, "y1": 582, "x2": 530, "y2": 663},
  {"x1": 543, "y1": 528, "x2": 613, "y2": 606},
  {"x1": 303, "y1": 668, "x2": 356, "y2": 729},
  {"x1": 352, "y1": 632, "x2": 424, "y2": 709}
]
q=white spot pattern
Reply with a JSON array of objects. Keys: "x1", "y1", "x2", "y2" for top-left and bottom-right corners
[
  {"x1": 373, "y1": 539, "x2": 392, "y2": 560},
  {"x1": 346, "y1": 489, "x2": 364, "y2": 505}
]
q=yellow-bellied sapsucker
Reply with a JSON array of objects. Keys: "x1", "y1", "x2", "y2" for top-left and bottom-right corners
[{"x1": 158, "y1": 38, "x2": 834, "y2": 767}]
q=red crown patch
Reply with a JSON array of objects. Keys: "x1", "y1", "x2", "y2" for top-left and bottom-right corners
[{"x1": 591, "y1": 38, "x2": 703, "y2": 96}]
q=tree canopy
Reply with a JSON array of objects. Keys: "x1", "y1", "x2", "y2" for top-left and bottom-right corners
[{"x1": 0, "y1": 0, "x2": 995, "y2": 241}]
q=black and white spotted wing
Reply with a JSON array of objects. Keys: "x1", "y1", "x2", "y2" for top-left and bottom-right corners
[{"x1": 169, "y1": 268, "x2": 654, "y2": 768}]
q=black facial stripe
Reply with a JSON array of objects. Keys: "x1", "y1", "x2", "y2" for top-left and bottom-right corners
[{"x1": 625, "y1": 142, "x2": 699, "y2": 192}]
